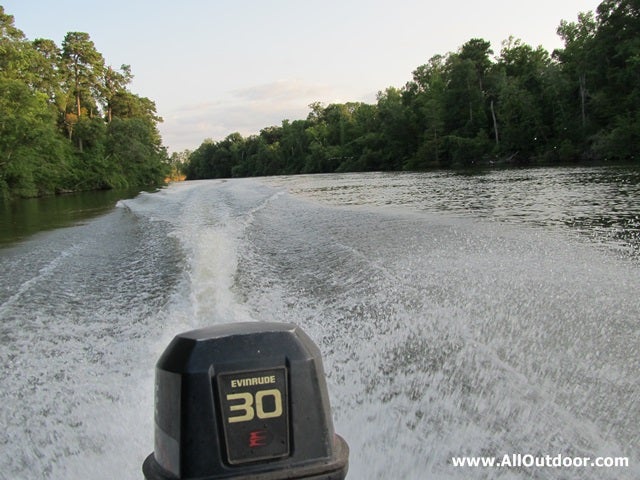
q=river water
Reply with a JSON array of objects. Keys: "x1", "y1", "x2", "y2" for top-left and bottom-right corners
[{"x1": 0, "y1": 167, "x2": 638, "y2": 479}]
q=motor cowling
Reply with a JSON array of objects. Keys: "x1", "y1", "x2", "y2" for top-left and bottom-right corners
[{"x1": 143, "y1": 322, "x2": 348, "y2": 479}]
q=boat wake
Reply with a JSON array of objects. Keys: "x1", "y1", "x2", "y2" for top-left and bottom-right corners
[{"x1": 1, "y1": 174, "x2": 638, "y2": 479}]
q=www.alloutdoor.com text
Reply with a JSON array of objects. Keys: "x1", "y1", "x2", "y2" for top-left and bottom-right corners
[{"x1": 451, "y1": 454, "x2": 629, "y2": 469}]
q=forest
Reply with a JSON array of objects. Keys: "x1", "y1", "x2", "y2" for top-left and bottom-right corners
[
  {"x1": 185, "y1": 0, "x2": 640, "y2": 180},
  {"x1": 0, "y1": 6, "x2": 171, "y2": 199}
]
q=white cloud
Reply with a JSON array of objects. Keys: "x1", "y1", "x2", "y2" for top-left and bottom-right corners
[{"x1": 231, "y1": 79, "x2": 334, "y2": 103}]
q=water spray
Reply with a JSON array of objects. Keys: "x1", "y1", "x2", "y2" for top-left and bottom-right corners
[{"x1": 143, "y1": 322, "x2": 349, "y2": 479}]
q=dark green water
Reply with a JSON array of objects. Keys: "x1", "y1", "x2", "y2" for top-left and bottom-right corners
[{"x1": 0, "y1": 188, "x2": 146, "y2": 246}]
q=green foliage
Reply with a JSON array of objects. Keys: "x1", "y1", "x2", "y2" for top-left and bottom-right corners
[
  {"x1": 0, "y1": 7, "x2": 169, "y2": 198},
  {"x1": 592, "y1": 112, "x2": 640, "y2": 161},
  {"x1": 0, "y1": 77, "x2": 74, "y2": 198},
  {"x1": 105, "y1": 118, "x2": 169, "y2": 187}
]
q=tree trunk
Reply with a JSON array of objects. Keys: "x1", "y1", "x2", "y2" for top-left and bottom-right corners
[
  {"x1": 467, "y1": 79, "x2": 473, "y2": 124},
  {"x1": 490, "y1": 99, "x2": 499, "y2": 146},
  {"x1": 434, "y1": 128, "x2": 439, "y2": 163},
  {"x1": 579, "y1": 73, "x2": 587, "y2": 128},
  {"x1": 75, "y1": 63, "x2": 81, "y2": 117}
]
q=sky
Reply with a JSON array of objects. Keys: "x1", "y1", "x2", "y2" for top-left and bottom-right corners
[{"x1": 3, "y1": 0, "x2": 602, "y2": 153}]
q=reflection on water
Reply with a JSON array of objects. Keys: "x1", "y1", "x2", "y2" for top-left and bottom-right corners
[
  {"x1": 0, "y1": 188, "x2": 145, "y2": 246},
  {"x1": 271, "y1": 166, "x2": 640, "y2": 258}
]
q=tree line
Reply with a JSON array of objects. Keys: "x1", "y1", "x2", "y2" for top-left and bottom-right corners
[
  {"x1": 0, "y1": 6, "x2": 171, "y2": 199},
  {"x1": 185, "y1": 0, "x2": 639, "y2": 180}
]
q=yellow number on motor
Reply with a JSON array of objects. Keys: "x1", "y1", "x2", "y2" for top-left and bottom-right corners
[
  {"x1": 226, "y1": 389, "x2": 283, "y2": 423},
  {"x1": 255, "y1": 389, "x2": 283, "y2": 419},
  {"x1": 226, "y1": 392, "x2": 254, "y2": 423}
]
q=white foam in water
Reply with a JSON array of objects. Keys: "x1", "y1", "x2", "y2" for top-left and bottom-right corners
[{"x1": 1, "y1": 170, "x2": 638, "y2": 479}]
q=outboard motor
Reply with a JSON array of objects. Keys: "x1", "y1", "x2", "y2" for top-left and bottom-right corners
[{"x1": 143, "y1": 322, "x2": 349, "y2": 479}]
